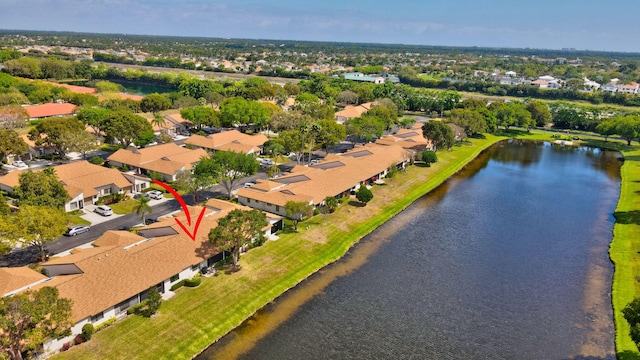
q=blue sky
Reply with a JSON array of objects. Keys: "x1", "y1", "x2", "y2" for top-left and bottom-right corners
[{"x1": 2, "y1": 0, "x2": 639, "y2": 53}]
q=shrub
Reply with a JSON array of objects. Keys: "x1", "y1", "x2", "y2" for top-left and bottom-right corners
[
  {"x1": 386, "y1": 165, "x2": 399, "y2": 178},
  {"x1": 421, "y1": 150, "x2": 438, "y2": 166},
  {"x1": 149, "y1": 171, "x2": 164, "y2": 181},
  {"x1": 74, "y1": 335, "x2": 84, "y2": 345},
  {"x1": 94, "y1": 317, "x2": 116, "y2": 332},
  {"x1": 356, "y1": 186, "x2": 373, "y2": 205},
  {"x1": 61, "y1": 342, "x2": 71, "y2": 352},
  {"x1": 170, "y1": 280, "x2": 186, "y2": 291},
  {"x1": 184, "y1": 278, "x2": 201, "y2": 287},
  {"x1": 127, "y1": 300, "x2": 148, "y2": 315},
  {"x1": 81, "y1": 323, "x2": 95, "y2": 341},
  {"x1": 89, "y1": 156, "x2": 104, "y2": 165}
]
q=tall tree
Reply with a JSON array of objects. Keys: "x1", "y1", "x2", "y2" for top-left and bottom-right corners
[
  {"x1": 219, "y1": 97, "x2": 269, "y2": 129},
  {"x1": 208, "y1": 209, "x2": 267, "y2": 270},
  {"x1": 13, "y1": 169, "x2": 70, "y2": 209},
  {"x1": 422, "y1": 121, "x2": 454, "y2": 151},
  {"x1": 174, "y1": 169, "x2": 210, "y2": 204},
  {"x1": 0, "y1": 287, "x2": 73, "y2": 360},
  {"x1": 134, "y1": 196, "x2": 152, "y2": 225},
  {"x1": 140, "y1": 93, "x2": 172, "y2": 115},
  {"x1": 76, "y1": 107, "x2": 112, "y2": 135},
  {"x1": 0, "y1": 205, "x2": 68, "y2": 261},
  {"x1": 103, "y1": 110, "x2": 153, "y2": 148},
  {"x1": 0, "y1": 105, "x2": 29, "y2": 129},
  {"x1": 0, "y1": 129, "x2": 28, "y2": 163},
  {"x1": 28, "y1": 116, "x2": 85, "y2": 158},
  {"x1": 595, "y1": 119, "x2": 617, "y2": 142},
  {"x1": 615, "y1": 116, "x2": 640, "y2": 146},
  {"x1": 526, "y1": 101, "x2": 552, "y2": 127},
  {"x1": 447, "y1": 108, "x2": 487, "y2": 136},
  {"x1": 284, "y1": 201, "x2": 314, "y2": 231},
  {"x1": 58, "y1": 130, "x2": 99, "y2": 159},
  {"x1": 196, "y1": 151, "x2": 259, "y2": 199},
  {"x1": 316, "y1": 119, "x2": 346, "y2": 152},
  {"x1": 180, "y1": 106, "x2": 219, "y2": 130}
]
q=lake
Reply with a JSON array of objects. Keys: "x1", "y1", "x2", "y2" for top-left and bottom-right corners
[{"x1": 199, "y1": 140, "x2": 621, "y2": 360}]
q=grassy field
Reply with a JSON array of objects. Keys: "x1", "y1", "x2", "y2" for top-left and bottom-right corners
[{"x1": 53, "y1": 131, "x2": 638, "y2": 360}]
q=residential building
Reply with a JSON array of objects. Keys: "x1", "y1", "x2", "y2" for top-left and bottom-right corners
[
  {"x1": 334, "y1": 101, "x2": 377, "y2": 124},
  {"x1": 375, "y1": 124, "x2": 432, "y2": 152},
  {"x1": 618, "y1": 82, "x2": 640, "y2": 94},
  {"x1": 23, "y1": 103, "x2": 77, "y2": 119},
  {"x1": 0, "y1": 199, "x2": 282, "y2": 356},
  {"x1": 107, "y1": 143, "x2": 208, "y2": 181},
  {"x1": 237, "y1": 143, "x2": 412, "y2": 217},
  {"x1": 0, "y1": 160, "x2": 141, "y2": 212},
  {"x1": 185, "y1": 129, "x2": 268, "y2": 154}
]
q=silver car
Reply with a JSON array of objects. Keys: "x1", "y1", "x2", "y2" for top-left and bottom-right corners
[{"x1": 65, "y1": 225, "x2": 90, "y2": 236}]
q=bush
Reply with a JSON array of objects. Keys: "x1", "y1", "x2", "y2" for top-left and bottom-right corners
[
  {"x1": 89, "y1": 156, "x2": 104, "y2": 165},
  {"x1": 61, "y1": 342, "x2": 71, "y2": 352},
  {"x1": 94, "y1": 317, "x2": 116, "y2": 332},
  {"x1": 184, "y1": 278, "x2": 201, "y2": 287},
  {"x1": 127, "y1": 300, "x2": 148, "y2": 315},
  {"x1": 170, "y1": 279, "x2": 186, "y2": 291},
  {"x1": 386, "y1": 165, "x2": 399, "y2": 178},
  {"x1": 81, "y1": 323, "x2": 95, "y2": 341},
  {"x1": 149, "y1": 171, "x2": 164, "y2": 181},
  {"x1": 421, "y1": 150, "x2": 438, "y2": 166},
  {"x1": 356, "y1": 186, "x2": 374, "y2": 205},
  {"x1": 74, "y1": 335, "x2": 84, "y2": 345}
]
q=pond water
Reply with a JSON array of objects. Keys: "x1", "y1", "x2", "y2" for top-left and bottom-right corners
[{"x1": 198, "y1": 140, "x2": 621, "y2": 360}]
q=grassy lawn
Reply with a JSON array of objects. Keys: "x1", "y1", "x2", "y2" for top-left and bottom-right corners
[
  {"x1": 109, "y1": 199, "x2": 138, "y2": 215},
  {"x1": 65, "y1": 212, "x2": 91, "y2": 226},
  {"x1": 54, "y1": 131, "x2": 636, "y2": 360}
]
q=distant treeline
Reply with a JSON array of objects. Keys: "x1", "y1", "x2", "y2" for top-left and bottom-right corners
[{"x1": 399, "y1": 73, "x2": 640, "y2": 107}]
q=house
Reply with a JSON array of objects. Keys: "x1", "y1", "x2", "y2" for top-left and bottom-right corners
[
  {"x1": 343, "y1": 72, "x2": 399, "y2": 84},
  {"x1": 185, "y1": 129, "x2": 268, "y2": 154},
  {"x1": 23, "y1": 103, "x2": 77, "y2": 119},
  {"x1": 107, "y1": 143, "x2": 208, "y2": 181},
  {"x1": 43, "y1": 82, "x2": 97, "y2": 95},
  {"x1": 0, "y1": 161, "x2": 140, "y2": 212},
  {"x1": 334, "y1": 102, "x2": 378, "y2": 124},
  {"x1": 618, "y1": 82, "x2": 639, "y2": 95},
  {"x1": 601, "y1": 83, "x2": 618, "y2": 93},
  {"x1": 237, "y1": 143, "x2": 412, "y2": 217},
  {"x1": 375, "y1": 123, "x2": 432, "y2": 152},
  {"x1": 163, "y1": 113, "x2": 193, "y2": 133},
  {"x1": 0, "y1": 199, "x2": 281, "y2": 356}
]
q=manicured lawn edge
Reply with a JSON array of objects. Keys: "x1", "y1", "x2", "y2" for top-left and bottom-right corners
[{"x1": 56, "y1": 132, "x2": 584, "y2": 360}]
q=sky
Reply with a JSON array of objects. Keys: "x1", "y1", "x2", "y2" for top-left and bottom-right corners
[{"x1": 2, "y1": 0, "x2": 640, "y2": 53}]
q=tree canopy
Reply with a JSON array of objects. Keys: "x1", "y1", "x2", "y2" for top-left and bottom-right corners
[
  {"x1": 195, "y1": 151, "x2": 259, "y2": 199},
  {"x1": 208, "y1": 209, "x2": 267, "y2": 269},
  {"x1": 422, "y1": 121, "x2": 454, "y2": 151},
  {"x1": 284, "y1": 201, "x2": 314, "y2": 231},
  {"x1": 356, "y1": 186, "x2": 374, "y2": 205},
  {"x1": 13, "y1": 169, "x2": 70, "y2": 209},
  {"x1": 0, "y1": 129, "x2": 28, "y2": 162},
  {"x1": 0, "y1": 287, "x2": 73, "y2": 360},
  {"x1": 103, "y1": 110, "x2": 153, "y2": 148}
]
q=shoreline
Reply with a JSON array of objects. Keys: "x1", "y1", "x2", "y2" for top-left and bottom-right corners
[{"x1": 55, "y1": 132, "x2": 633, "y2": 360}]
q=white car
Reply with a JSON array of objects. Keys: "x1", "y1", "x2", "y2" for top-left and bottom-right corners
[
  {"x1": 12, "y1": 160, "x2": 27, "y2": 168},
  {"x1": 64, "y1": 225, "x2": 90, "y2": 236},
  {"x1": 243, "y1": 182, "x2": 256, "y2": 188},
  {"x1": 145, "y1": 190, "x2": 164, "y2": 200},
  {"x1": 94, "y1": 205, "x2": 113, "y2": 216}
]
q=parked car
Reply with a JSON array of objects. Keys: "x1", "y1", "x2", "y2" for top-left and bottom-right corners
[
  {"x1": 12, "y1": 160, "x2": 27, "y2": 168},
  {"x1": 64, "y1": 225, "x2": 90, "y2": 236},
  {"x1": 310, "y1": 159, "x2": 320, "y2": 164},
  {"x1": 145, "y1": 190, "x2": 163, "y2": 200},
  {"x1": 145, "y1": 217, "x2": 159, "y2": 225},
  {"x1": 243, "y1": 182, "x2": 256, "y2": 188},
  {"x1": 258, "y1": 158, "x2": 274, "y2": 166},
  {"x1": 94, "y1": 205, "x2": 113, "y2": 216}
]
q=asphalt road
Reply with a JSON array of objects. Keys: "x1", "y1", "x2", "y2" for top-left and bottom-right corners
[{"x1": 0, "y1": 171, "x2": 275, "y2": 267}]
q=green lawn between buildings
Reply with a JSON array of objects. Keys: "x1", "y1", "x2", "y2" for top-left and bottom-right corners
[{"x1": 52, "y1": 131, "x2": 639, "y2": 360}]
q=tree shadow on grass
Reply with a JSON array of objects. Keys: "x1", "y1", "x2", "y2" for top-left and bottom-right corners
[
  {"x1": 617, "y1": 350, "x2": 640, "y2": 360},
  {"x1": 348, "y1": 201, "x2": 366, "y2": 208},
  {"x1": 614, "y1": 210, "x2": 640, "y2": 225}
]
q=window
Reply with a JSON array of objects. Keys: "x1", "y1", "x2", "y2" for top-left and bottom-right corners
[
  {"x1": 191, "y1": 264, "x2": 199, "y2": 271},
  {"x1": 170, "y1": 274, "x2": 180, "y2": 283},
  {"x1": 140, "y1": 183, "x2": 147, "y2": 189},
  {"x1": 69, "y1": 201, "x2": 78, "y2": 210},
  {"x1": 275, "y1": 205, "x2": 280, "y2": 212},
  {"x1": 91, "y1": 312, "x2": 104, "y2": 323},
  {"x1": 247, "y1": 198, "x2": 251, "y2": 203},
  {"x1": 103, "y1": 188, "x2": 111, "y2": 195}
]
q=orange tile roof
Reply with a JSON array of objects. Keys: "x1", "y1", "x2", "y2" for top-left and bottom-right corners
[
  {"x1": 44, "y1": 82, "x2": 97, "y2": 94},
  {"x1": 23, "y1": 103, "x2": 77, "y2": 118},
  {"x1": 334, "y1": 102, "x2": 377, "y2": 120}
]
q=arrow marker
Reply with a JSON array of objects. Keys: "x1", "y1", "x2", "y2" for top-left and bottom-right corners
[{"x1": 152, "y1": 180, "x2": 206, "y2": 241}]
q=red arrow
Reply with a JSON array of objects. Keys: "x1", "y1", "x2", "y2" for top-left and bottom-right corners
[{"x1": 152, "y1": 180, "x2": 206, "y2": 241}]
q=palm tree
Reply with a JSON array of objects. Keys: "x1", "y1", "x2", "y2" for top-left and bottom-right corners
[
  {"x1": 134, "y1": 196, "x2": 152, "y2": 225},
  {"x1": 151, "y1": 114, "x2": 166, "y2": 135}
]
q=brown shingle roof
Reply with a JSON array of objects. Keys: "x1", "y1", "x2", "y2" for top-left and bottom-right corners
[
  {"x1": 107, "y1": 143, "x2": 207, "y2": 175},
  {"x1": 185, "y1": 130, "x2": 268, "y2": 154},
  {"x1": 334, "y1": 102, "x2": 377, "y2": 121},
  {"x1": 0, "y1": 161, "x2": 132, "y2": 198},
  {"x1": 34, "y1": 201, "x2": 261, "y2": 322},
  {"x1": 0, "y1": 267, "x2": 48, "y2": 296}
]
